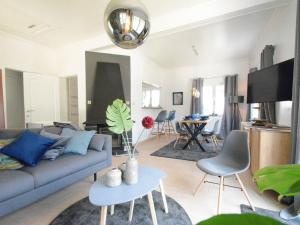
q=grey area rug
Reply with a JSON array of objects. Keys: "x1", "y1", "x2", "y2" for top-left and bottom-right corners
[
  {"x1": 150, "y1": 140, "x2": 222, "y2": 162},
  {"x1": 241, "y1": 204, "x2": 300, "y2": 225},
  {"x1": 50, "y1": 191, "x2": 192, "y2": 225}
]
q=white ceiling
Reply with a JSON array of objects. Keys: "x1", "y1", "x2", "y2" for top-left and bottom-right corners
[
  {"x1": 139, "y1": 8, "x2": 276, "y2": 68},
  {"x1": 0, "y1": 0, "x2": 210, "y2": 47}
]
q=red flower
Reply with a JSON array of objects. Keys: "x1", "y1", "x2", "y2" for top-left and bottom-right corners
[{"x1": 142, "y1": 116, "x2": 154, "y2": 129}]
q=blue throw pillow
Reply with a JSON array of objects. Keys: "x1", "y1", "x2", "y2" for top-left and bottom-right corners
[
  {"x1": 64, "y1": 130, "x2": 96, "y2": 155},
  {"x1": 1, "y1": 130, "x2": 56, "y2": 166}
]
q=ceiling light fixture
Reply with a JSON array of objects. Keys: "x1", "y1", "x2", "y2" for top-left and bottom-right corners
[{"x1": 104, "y1": 0, "x2": 150, "y2": 49}]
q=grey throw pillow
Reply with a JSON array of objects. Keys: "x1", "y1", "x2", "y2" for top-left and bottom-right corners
[
  {"x1": 40, "y1": 129, "x2": 70, "y2": 148},
  {"x1": 89, "y1": 134, "x2": 105, "y2": 152},
  {"x1": 40, "y1": 129, "x2": 70, "y2": 160},
  {"x1": 42, "y1": 147, "x2": 65, "y2": 161},
  {"x1": 53, "y1": 122, "x2": 81, "y2": 131}
]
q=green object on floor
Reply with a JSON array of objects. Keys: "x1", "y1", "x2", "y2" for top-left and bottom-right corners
[
  {"x1": 253, "y1": 164, "x2": 300, "y2": 201},
  {"x1": 197, "y1": 214, "x2": 284, "y2": 225}
]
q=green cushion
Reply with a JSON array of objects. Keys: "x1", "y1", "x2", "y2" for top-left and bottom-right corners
[{"x1": 0, "y1": 153, "x2": 24, "y2": 170}]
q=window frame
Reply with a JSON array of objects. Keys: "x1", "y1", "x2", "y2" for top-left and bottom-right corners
[{"x1": 142, "y1": 82, "x2": 162, "y2": 109}]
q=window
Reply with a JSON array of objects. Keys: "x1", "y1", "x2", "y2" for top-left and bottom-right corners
[
  {"x1": 202, "y1": 79, "x2": 224, "y2": 116},
  {"x1": 142, "y1": 82, "x2": 161, "y2": 108}
]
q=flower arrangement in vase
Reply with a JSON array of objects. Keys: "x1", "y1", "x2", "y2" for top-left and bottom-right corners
[{"x1": 106, "y1": 99, "x2": 154, "y2": 185}]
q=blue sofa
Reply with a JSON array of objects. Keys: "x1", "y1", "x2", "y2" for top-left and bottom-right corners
[{"x1": 0, "y1": 126, "x2": 112, "y2": 217}]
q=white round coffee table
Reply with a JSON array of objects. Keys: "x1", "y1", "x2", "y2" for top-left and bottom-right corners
[{"x1": 89, "y1": 166, "x2": 168, "y2": 225}]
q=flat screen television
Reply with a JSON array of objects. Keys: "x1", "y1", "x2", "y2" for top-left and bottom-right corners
[{"x1": 247, "y1": 58, "x2": 294, "y2": 103}]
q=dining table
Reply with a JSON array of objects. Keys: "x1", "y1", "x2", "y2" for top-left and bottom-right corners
[{"x1": 180, "y1": 119, "x2": 208, "y2": 152}]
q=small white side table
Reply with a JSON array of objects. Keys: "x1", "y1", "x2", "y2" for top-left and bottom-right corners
[{"x1": 89, "y1": 166, "x2": 168, "y2": 225}]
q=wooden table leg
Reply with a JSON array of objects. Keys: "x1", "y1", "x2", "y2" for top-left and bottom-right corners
[
  {"x1": 159, "y1": 180, "x2": 169, "y2": 214},
  {"x1": 217, "y1": 176, "x2": 224, "y2": 215},
  {"x1": 129, "y1": 200, "x2": 135, "y2": 222},
  {"x1": 100, "y1": 206, "x2": 107, "y2": 225},
  {"x1": 147, "y1": 192, "x2": 158, "y2": 225},
  {"x1": 110, "y1": 205, "x2": 115, "y2": 215}
]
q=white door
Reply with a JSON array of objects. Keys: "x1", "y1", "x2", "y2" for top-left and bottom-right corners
[{"x1": 23, "y1": 72, "x2": 60, "y2": 125}]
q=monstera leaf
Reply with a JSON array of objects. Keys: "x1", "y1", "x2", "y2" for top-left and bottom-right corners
[
  {"x1": 106, "y1": 99, "x2": 133, "y2": 134},
  {"x1": 253, "y1": 164, "x2": 300, "y2": 200},
  {"x1": 197, "y1": 214, "x2": 283, "y2": 225}
]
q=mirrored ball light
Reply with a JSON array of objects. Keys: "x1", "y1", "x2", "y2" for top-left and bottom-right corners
[{"x1": 104, "y1": 0, "x2": 150, "y2": 49}]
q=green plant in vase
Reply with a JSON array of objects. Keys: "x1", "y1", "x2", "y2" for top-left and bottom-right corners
[
  {"x1": 106, "y1": 99, "x2": 154, "y2": 185},
  {"x1": 253, "y1": 164, "x2": 300, "y2": 220},
  {"x1": 106, "y1": 99, "x2": 134, "y2": 157}
]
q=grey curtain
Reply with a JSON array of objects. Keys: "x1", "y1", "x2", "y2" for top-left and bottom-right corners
[
  {"x1": 260, "y1": 45, "x2": 276, "y2": 124},
  {"x1": 246, "y1": 67, "x2": 258, "y2": 121},
  {"x1": 292, "y1": 0, "x2": 300, "y2": 164},
  {"x1": 220, "y1": 75, "x2": 241, "y2": 138},
  {"x1": 191, "y1": 78, "x2": 204, "y2": 114}
]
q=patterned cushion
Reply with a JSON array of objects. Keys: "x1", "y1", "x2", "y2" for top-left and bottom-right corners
[
  {"x1": 0, "y1": 138, "x2": 15, "y2": 149},
  {"x1": 0, "y1": 153, "x2": 24, "y2": 170}
]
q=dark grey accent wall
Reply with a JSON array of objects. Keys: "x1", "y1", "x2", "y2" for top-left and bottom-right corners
[
  {"x1": 85, "y1": 52, "x2": 131, "y2": 123},
  {"x1": 5, "y1": 69, "x2": 25, "y2": 128}
]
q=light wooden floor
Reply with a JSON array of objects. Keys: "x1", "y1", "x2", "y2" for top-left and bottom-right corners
[{"x1": 0, "y1": 135, "x2": 284, "y2": 225}]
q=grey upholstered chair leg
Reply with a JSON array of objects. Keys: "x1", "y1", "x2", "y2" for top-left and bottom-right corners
[
  {"x1": 235, "y1": 174, "x2": 255, "y2": 211},
  {"x1": 193, "y1": 174, "x2": 208, "y2": 196}
]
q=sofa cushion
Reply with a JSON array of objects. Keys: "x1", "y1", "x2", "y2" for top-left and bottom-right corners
[
  {"x1": 64, "y1": 130, "x2": 96, "y2": 155},
  {"x1": 21, "y1": 150, "x2": 107, "y2": 187},
  {"x1": 89, "y1": 134, "x2": 105, "y2": 152},
  {"x1": 43, "y1": 126, "x2": 62, "y2": 135},
  {"x1": 0, "y1": 170, "x2": 34, "y2": 202},
  {"x1": 40, "y1": 130, "x2": 71, "y2": 160},
  {"x1": 60, "y1": 127, "x2": 76, "y2": 137},
  {"x1": 0, "y1": 153, "x2": 24, "y2": 170},
  {"x1": 1, "y1": 130, "x2": 56, "y2": 166}
]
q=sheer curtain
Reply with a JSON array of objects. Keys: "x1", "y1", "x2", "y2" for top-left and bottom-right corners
[{"x1": 191, "y1": 78, "x2": 204, "y2": 114}]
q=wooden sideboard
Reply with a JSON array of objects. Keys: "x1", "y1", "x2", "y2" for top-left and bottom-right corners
[{"x1": 242, "y1": 124, "x2": 291, "y2": 174}]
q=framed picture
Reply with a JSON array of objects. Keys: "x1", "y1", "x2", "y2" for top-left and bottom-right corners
[{"x1": 173, "y1": 92, "x2": 183, "y2": 105}]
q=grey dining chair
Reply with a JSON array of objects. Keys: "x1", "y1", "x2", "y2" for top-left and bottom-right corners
[
  {"x1": 151, "y1": 110, "x2": 168, "y2": 136},
  {"x1": 201, "y1": 119, "x2": 220, "y2": 150},
  {"x1": 194, "y1": 130, "x2": 255, "y2": 214},
  {"x1": 173, "y1": 121, "x2": 190, "y2": 149},
  {"x1": 164, "y1": 110, "x2": 176, "y2": 134}
]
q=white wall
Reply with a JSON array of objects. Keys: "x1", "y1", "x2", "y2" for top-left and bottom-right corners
[
  {"x1": 249, "y1": 0, "x2": 297, "y2": 126},
  {"x1": 162, "y1": 58, "x2": 250, "y2": 122},
  {"x1": 0, "y1": 31, "x2": 57, "y2": 75}
]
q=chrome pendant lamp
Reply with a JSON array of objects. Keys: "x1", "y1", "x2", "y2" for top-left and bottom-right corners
[{"x1": 104, "y1": 0, "x2": 150, "y2": 49}]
